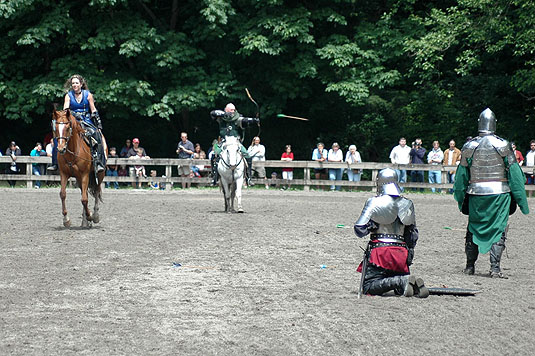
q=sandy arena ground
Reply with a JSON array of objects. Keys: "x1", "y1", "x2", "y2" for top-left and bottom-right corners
[{"x1": 0, "y1": 187, "x2": 534, "y2": 355}]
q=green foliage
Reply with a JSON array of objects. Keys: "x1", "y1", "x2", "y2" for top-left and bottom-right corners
[{"x1": 1, "y1": 0, "x2": 535, "y2": 159}]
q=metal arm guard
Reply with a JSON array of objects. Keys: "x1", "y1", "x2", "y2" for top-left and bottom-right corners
[
  {"x1": 91, "y1": 111, "x2": 102, "y2": 129},
  {"x1": 239, "y1": 117, "x2": 259, "y2": 128}
]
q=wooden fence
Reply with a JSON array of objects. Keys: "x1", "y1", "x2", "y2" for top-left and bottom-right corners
[{"x1": 1, "y1": 156, "x2": 534, "y2": 192}]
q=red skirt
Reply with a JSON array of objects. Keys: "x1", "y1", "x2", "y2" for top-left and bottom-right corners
[{"x1": 357, "y1": 246, "x2": 409, "y2": 273}]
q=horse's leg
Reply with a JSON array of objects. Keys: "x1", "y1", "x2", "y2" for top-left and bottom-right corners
[
  {"x1": 60, "y1": 173, "x2": 71, "y2": 227},
  {"x1": 224, "y1": 184, "x2": 231, "y2": 213},
  {"x1": 79, "y1": 175, "x2": 92, "y2": 228},
  {"x1": 92, "y1": 172, "x2": 104, "y2": 224},
  {"x1": 230, "y1": 180, "x2": 236, "y2": 213},
  {"x1": 236, "y1": 175, "x2": 244, "y2": 213}
]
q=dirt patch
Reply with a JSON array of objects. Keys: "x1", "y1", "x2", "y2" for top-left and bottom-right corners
[{"x1": 0, "y1": 188, "x2": 534, "y2": 355}]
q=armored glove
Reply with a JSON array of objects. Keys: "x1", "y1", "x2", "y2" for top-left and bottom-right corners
[
  {"x1": 210, "y1": 110, "x2": 225, "y2": 119},
  {"x1": 241, "y1": 117, "x2": 260, "y2": 127},
  {"x1": 91, "y1": 111, "x2": 103, "y2": 129}
]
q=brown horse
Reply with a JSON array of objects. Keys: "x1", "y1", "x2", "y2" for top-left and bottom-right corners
[{"x1": 53, "y1": 109, "x2": 107, "y2": 227}]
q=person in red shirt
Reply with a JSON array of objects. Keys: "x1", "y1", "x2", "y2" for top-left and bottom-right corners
[
  {"x1": 280, "y1": 144, "x2": 294, "y2": 190},
  {"x1": 512, "y1": 142, "x2": 524, "y2": 165}
]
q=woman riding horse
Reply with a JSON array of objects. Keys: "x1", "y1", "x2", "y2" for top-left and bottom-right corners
[
  {"x1": 53, "y1": 109, "x2": 106, "y2": 227},
  {"x1": 48, "y1": 74, "x2": 105, "y2": 172}
]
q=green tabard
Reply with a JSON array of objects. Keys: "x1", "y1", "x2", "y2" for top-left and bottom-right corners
[{"x1": 454, "y1": 159, "x2": 529, "y2": 254}]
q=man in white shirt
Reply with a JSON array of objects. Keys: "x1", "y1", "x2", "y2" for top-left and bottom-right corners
[
  {"x1": 248, "y1": 136, "x2": 268, "y2": 188},
  {"x1": 389, "y1": 137, "x2": 411, "y2": 188},
  {"x1": 525, "y1": 140, "x2": 535, "y2": 197}
]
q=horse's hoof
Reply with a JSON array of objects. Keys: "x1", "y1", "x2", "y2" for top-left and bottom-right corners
[
  {"x1": 87, "y1": 214, "x2": 93, "y2": 222},
  {"x1": 63, "y1": 219, "x2": 71, "y2": 227},
  {"x1": 92, "y1": 214, "x2": 100, "y2": 224},
  {"x1": 237, "y1": 208, "x2": 244, "y2": 213}
]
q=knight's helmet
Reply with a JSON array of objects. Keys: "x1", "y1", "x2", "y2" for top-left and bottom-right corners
[
  {"x1": 376, "y1": 168, "x2": 402, "y2": 196},
  {"x1": 478, "y1": 108, "x2": 496, "y2": 135}
]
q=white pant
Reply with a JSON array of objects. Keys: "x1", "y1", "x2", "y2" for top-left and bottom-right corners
[{"x1": 282, "y1": 171, "x2": 293, "y2": 180}]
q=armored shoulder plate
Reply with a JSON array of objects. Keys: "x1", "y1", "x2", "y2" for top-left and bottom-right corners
[
  {"x1": 355, "y1": 195, "x2": 398, "y2": 225},
  {"x1": 489, "y1": 135, "x2": 516, "y2": 166},
  {"x1": 460, "y1": 138, "x2": 480, "y2": 167},
  {"x1": 395, "y1": 197, "x2": 416, "y2": 225}
]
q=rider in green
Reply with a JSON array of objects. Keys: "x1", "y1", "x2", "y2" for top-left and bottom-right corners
[{"x1": 210, "y1": 103, "x2": 259, "y2": 186}]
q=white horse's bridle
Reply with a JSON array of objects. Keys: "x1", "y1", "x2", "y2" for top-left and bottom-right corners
[{"x1": 219, "y1": 140, "x2": 244, "y2": 170}]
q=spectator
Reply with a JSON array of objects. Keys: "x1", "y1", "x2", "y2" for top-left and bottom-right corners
[
  {"x1": 149, "y1": 170, "x2": 159, "y2": 189},
  {"x1": 312, "y1": 142, "x2": 328, "y2": 190},
  {"x1": 525, "y1": 140, "x2": 535, "y2": 198},
  {"x1": 389, "y1": 137, "x2": 411, "y2": 188},
  {"x1": 120, "y1": 139, "x2": 132, "y2": 158},
  {"x1": 512, "y1": 142, "x2": 524, "y2": 165},
  {"x1": 409, "y1": 138, "x2": 426, "y2": 191},
  {"x1": 280, "y1": 144, "x2": 294, "y2": 190},
  {"x1": 106, "y1": 147, "x2": 119, "y2": 189},
  {"x1": 176, "y1": 132, "x2": 194, "y2": 189},
  {"x1": 248, "y1": 136, "x2": 268, "y2": 189},
  {"x1": 191, "y1": 143, "x2": 206, "y2": 179},
  {"x1": 127, "y1": 138, "x2": 147, "y2": 188},
  {"x1": 129, "y1": 148, "x2": 150, "y2": 188},
  {"x1": 328, "y1": 142, "x2": 344, "y2": 191},
  {"x1": 45, "y1": 138, "x2": 55, "y2": 172},
  {"x1": 269, "y1": 171, "x2": 280, "y2": 189},
  {"x1": 427, "y1": 140, "x2": 444, "y2": 193},
  {"x1": 345, "y1": 144, "x2": 362, "y2": 185},
  {"x1": 119, "y1": 138, "x2": 132, "y2": 173},
  {"x1": 30, "y1": 142, "x2": 46, "y2": 188},
  {"x1": 442, "y1": 139, "x2": 461, "y2": 193},
  {"x1": 5, "y1": 141, "x2": 21, "y2": 188}
]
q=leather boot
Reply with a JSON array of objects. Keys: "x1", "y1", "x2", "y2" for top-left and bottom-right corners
[
  {"x1": 210, "y1": 156, "x2": 218, "y2": 186},
  {"x1": 490, "y1": 233, "x2": 507, "y2": 278},
  {"x1": 246, "y1": 157, "x2": 254, "y2": 186},
  {"x1": 366, "y1": 275, "x2": 411, "y2": 296},
  {"x1": 409, "y1": 276, "x2": 429, "y2": 298},
  {"x1": 464, "y1": 230, "x2": 478, "y2": 275}
]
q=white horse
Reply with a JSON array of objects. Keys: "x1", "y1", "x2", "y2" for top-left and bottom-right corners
[{"x1": 217, "y1": 136, "x2": 245, "y2": 213}]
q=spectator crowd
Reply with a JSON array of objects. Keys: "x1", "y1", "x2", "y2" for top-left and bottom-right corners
[{"x1": 2, "y1": 135, "x2": 535, "y2": 194}]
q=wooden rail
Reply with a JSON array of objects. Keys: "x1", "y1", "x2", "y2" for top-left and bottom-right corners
[{"x1": 1, "y1": 156, "x2": 534, "y2": 192}]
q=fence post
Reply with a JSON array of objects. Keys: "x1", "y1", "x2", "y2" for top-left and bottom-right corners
[
  {"x1": 165, "y1": 164, "x2": 172, "y2": 191},
  {"x1": 26, "y1": 162, "x2": 33, "y2": 188},
  {"x1": 303, "y1": 164, "x2": 310, "y2": 191}
]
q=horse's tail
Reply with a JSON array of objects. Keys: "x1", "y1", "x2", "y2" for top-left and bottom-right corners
[{"x1": 89, "y1": 172, "x2": 104, "y2": 203}]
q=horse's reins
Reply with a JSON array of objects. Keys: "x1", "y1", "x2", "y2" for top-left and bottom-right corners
[
  {"x1": 219, "y1": 143, "x2": 244, "y2": 170},
  {"x1": 54, "y1": 115, "x2": 93, "y2": 164}
]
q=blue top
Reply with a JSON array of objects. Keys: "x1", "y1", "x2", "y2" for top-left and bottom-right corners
[
  {"x1": 68, "y1": 90, "x2": 92, "y2": 124},
  {"x1": 312, "y1": 148, "x2": 327, "y2": 160},
  {"x1": 30, "y1": 148, "x2": 45, "y2": 167}
]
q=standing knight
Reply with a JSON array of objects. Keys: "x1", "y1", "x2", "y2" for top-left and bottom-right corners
[
  {"x1": 354, "y1": 168, "x2": 429, "y2": 298},
  {"x1": 454, "y1": 108, "x2": 529, "y2": 278},
  {"x1": 210, "y1": 103, "x2": 259, "y2": 186}
]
